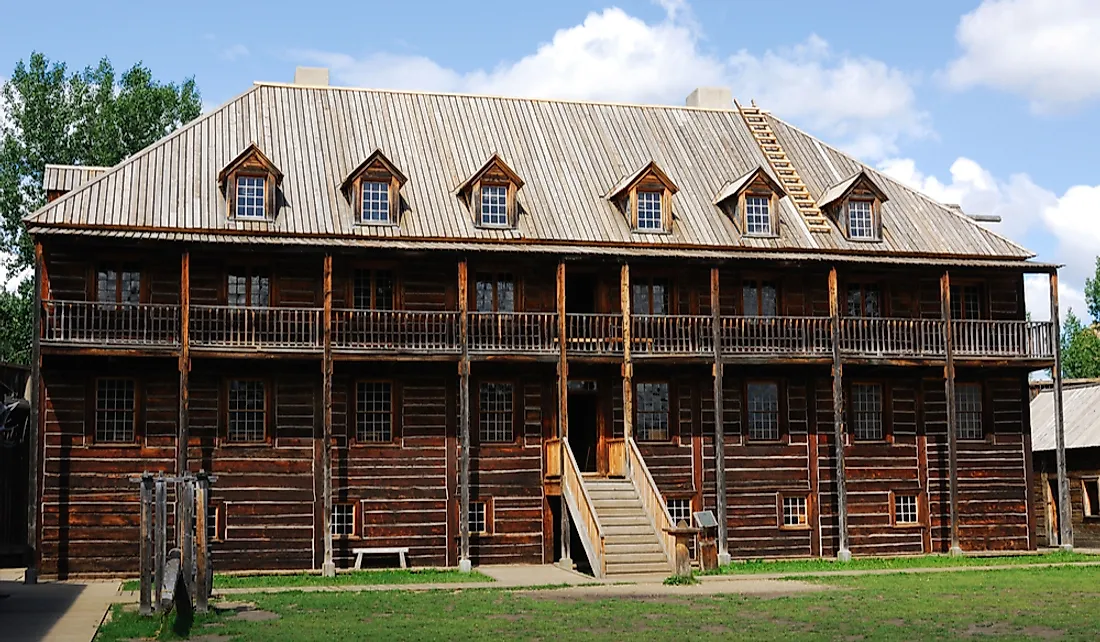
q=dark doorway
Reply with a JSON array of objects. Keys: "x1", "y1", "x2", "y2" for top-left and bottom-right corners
[
  {"x1": 568, "y1": 392, "x2": 599, "y2": 473},
  {"x1": 566, "y1": 274, "x2": 597, "y2": 313}
]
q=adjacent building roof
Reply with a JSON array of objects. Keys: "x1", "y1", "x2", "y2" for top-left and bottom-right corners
[
  {"x1": 1031, "y1": 380, "x2": 1100, "y2": 452},
  {"x1": 26, "y1": 82, "x2": 1034, "y2": 261},
  {"x1": 42, "y1": 165, "x2": 109, "y2": 192}
]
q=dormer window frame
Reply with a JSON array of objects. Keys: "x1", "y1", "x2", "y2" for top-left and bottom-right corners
[
  {"x1": 218, "y1": 143, "x2": 283, "y2": 222},
  {"x1": 475, "y1": 179, "x2": 514, "y2": 229},
  {"x1": 714, "y1": 166, "x2": 785, "y2": 239},
  {"x1": 845, "y1": 199, "x2": 877, "y2": 241},
  {"x1": 609, "y1": 161, "x2": 678, "y2": 234},
  {"x1": 818, "y1": 170, "x2": 889, "y2": 243},
  {"x1": 740, "y1": 188, "x2": 780, "y2": 238},
  {"x1": 457, "y1": 154, "x2": 524, "y2": 231},
  {"x1": 341, "y1": 150, "x2": 407, "y2": 228}
]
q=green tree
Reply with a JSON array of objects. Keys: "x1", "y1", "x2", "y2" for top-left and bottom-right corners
[
  {"x1": 0, "y1": 52, "x2": 200, "y2": 364},
  {"x1": 1061, "y1": 309, "x2": 1100, "y2": 379},
  {"x1": 1085, "y1": 256, "x2": 1100, "y2": 323}
]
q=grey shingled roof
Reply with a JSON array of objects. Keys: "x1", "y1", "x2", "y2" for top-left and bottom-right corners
[
  {"x1": 42, "y1": 165, "x2": 110, "y2": 192},
  {"x1": 1031, "y1": 380, "x2": 1100, "y2": 452},
  {"x1": 26, "y1": 83, "x2": 1034, "y2": 260}
]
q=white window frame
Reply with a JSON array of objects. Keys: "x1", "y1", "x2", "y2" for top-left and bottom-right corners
[
  {"x1": 847, "y1": 200, "x2": 876, "y2": 240},
  {"x1": 469, "y1": 501, "x2": 490, "y2": 535},
  {"x1": 331, "y1": 503, "x2": 356, "y2": 538},
  {"x1": 893, "y1": 493, "x2": 919, "y2": 525},
  {"x1": 745, "y1": 195, "x2": 773, "y2": 236},
  {"x1": 636, "y1": 190, "x2": 664, "y2": 231},
  {"x1": 667, "y1": 498, "x2": 692, "y2": 526},
  {"x1": 360, "y1": 180, "x2": 391, "y2": 224},
  {"x1": 780, "y1": 494, "x2": 808, "y2": 529},
  {"x1": 234, "y1": 175, "x2": 267, "y2": 219},
  {"x1": 479, "y1": 184, "x2": 509, "y2": 227}
]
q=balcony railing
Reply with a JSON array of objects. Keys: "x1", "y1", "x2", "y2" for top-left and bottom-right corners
[
  {"x1": 41, "y1": 300, "x2": 180, "y2": 348},
  {"x1": 632, "y1": 314, "x2": 713, "y2": 355},
  {"x1": 954, "y1": 320, "x2": 1055, "y2": 359},
  {"x1": 566, "y1": 313, "x2": 624, "y2": 355},
  {"x1": 469, "y1": 311, "x2": 557, "y2": 354},
  {"x1": 190, "y1": 305, "x2": 322, "y2": 351},
  {"x1": 720, "y1": 316, "x2": 832, "y2": 356},
  {"x1": 839, "y1": 318, "x2": 944, "y2": 358},
  {"x1": 332, "y1": 309, "x2": 458, "y2": 353}
]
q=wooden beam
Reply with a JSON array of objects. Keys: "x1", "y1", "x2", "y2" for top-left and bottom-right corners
[
  {"x1": 322, "y1": 253, "x2": 335, "y2": 576},
  {"x1": 458, "y1": 259, "x2": 472, "y2": 572},
  {"x1": 139, "y1": 474, "x2": 153, "y2": 615},
  {"x1": 26, "y1": 241, "x2": 43, "y2": 583},
  {"x1": 556, "y1": 259, "x2": 571, "y2": 567},
  {"x1": 179, "y1": 477, "x2": 194, "y2": 600},
  {"x1": 154, "y1": 476, "x2": 166, "y2": 609},
  {"x1": 1050, "y1": 271, "x2": 1073, "y2": 550},
  {"x1": 941, "y1": 271, "x2": 962, "y2": 556},
  {"x1": 710, "y1": 267, "x2": 729, "y2": 563},
  {"x1": 828, "y1": 267, "x2": 850, "y2": 561},
  {"x1": 178, "y1": 251, "x2": 190, "y2": 478},
  {"x1": 194, "y1": 475, "x2": 210, "y2": 613},
  {"x1": 620, "y1": 263, "x2": 633, "y2": 446}
]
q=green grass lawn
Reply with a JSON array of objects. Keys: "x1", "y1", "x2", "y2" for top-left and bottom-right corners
[
  {"x1": 120, "y1": 568, "x2": 492, "y2": 592},
  {"x1": 704, "y1": 550, "x2": 1100, "y2": 575},
  {"x1": 99, "y1": 565, "x2": 1100, "y2": 641}
]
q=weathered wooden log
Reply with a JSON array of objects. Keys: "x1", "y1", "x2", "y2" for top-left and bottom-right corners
[
  {"x1": 139, "y1": 473, "x2": 153, "y2": 616},
  {"x1": 154, "y1": 476, "x2": 167, "y2": 610},
  {"x1": 160, "y1": 548, "x2": 182, "y2": 612}
]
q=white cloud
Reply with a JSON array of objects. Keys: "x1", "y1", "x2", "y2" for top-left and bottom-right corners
[
  {"x1": 293, "y1": 3, "x2": 927, "y2": 160},
  {"x1": 221, "y1": 44, "x2": 250, "y2": 62},
  {"x1": 944, "y1": 0, "x2": 1100, "y2": 111},
  {"x1": 0, "y1": 252, "x2": 31, "y2": 293}
]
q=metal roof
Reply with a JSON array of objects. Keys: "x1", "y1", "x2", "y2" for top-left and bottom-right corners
[
  {"x1": 26, "y1": 83, "x2": 1034, "y2": 261},
  {"x1": 42, "y1": 165, "x2": 110, "y2": 192},
  {"x1": 1031, "y1": 380, "x2": 1100, "y2": 452}
]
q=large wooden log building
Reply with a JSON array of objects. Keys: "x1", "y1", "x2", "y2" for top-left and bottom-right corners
[{"x1": 23, "y1": 69, "x2": 1068, "y2": 578}]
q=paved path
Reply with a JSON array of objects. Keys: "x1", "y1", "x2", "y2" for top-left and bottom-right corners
[{"x1": 0, "y1": 569, "x2": 121, "y2": 642}]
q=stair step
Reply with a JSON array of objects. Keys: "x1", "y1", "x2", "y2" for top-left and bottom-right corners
[
  {"x1": 600, "y1": 514, "x2": 651, "y2": 525},
  {"x1": 603, "y1": 533, "x2": 660, "y2": 544},
  {"x1": 605, "y1": 563, "x2": 672, "y2": 576},
  {"x1": 591, "y1": 498, "x2": 643, "y2": 509},
  {"x1": 604, "y1": 527, "x2": 658, "y2": 539},
  {"x1": 605, "y1": 551, "x2": 668, "y2": 564},
  {"x1": 605, "y1": 543, "x2": 665, "y2": 555}
]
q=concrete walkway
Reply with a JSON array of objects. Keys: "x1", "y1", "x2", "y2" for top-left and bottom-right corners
[{"x1": 0, "y1": 569, "x2": 121, "y2": 642}]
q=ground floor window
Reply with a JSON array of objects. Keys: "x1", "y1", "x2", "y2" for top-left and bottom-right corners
[
  {"x1": 1083, "y1": 479, "x2": 1100, "y2": 518},
  {"x1": 332, "y1": 503, "x2": 356, "y2": 537},
  {"x1": 469, "y1": 501, "x2": 489, "y2": 535},
  {"x1": 667, "y1": 498, "x2": 692, "y2": 526},
  {"x1": 894, "y1": 494, "x2": 919, "y2": 525},
  {"x1": 780, "y1": 495, "x2": 808, "y2": 529}
]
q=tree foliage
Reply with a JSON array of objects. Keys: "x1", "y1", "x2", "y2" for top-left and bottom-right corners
[
  {"x1": 1061, "y1": 309, "x2": 1100, "y2": 379},
  {"x1": 1086, "y1": 256, "x2": 1100, "y2": 324},
  {"x1": 0, "y1": 52, "x2": 200, "y2": 364}
]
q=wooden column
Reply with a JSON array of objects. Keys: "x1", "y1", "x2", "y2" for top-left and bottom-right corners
[
  {"x1": 620, "y1": 264, "x2": 633, "y2": 446},
  {"x1": 556, "y1": 260, "x2": 572, "y2": 567},
  {"x1": 1050, "y1": 271, "x2": 1073, "y2": 550},
  {"x1": 194, "y1": 474, "x2": 210, "y2": 613},
  {"x1": 710, "y1": 267, "x2": 729, "y2": 563},
  {"x1": 178, "y1": 251, "x2": 190, "y2": 478},
  {"x1": 941, "y1": 272, "x2": 962, "y2": 556},
  {"x1": 458, "y1": 259, "x2": 472, "y2": 572},
  {"x1": 139, "y1": 474, "x2": 153, "y2": 615},
  {"x1": 828, "y1": 267, "x2": 850, "y2": 561},
  {"x1": 26, "y1": 242, "x2": 43, "y2": 583},
  {"x1": 321, "y1": 254, "x2": 335, "y2": 576}
]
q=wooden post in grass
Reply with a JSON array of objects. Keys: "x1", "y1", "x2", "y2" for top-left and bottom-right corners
[
  {"x1": 828, "y1": 267, "x2": 851, "y2": 562},
  {"x1": 195, "y1": 474, "x2": 210, "y2": 612},
  {"x1": 155, "y1": 475, "x2": 167, "y2": 610},
  {"x1": 139, "y1": 473, "x2": 153, "y2": 616}
]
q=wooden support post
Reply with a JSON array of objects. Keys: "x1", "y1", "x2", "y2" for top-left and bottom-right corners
[
  {"x1": 322, "y1": 254, "x2": 335, "y2": 576},
  {"x1": 458, "y1": 259, "x2": 472, "y2": 572},
  {"x1": 26, "y1": 241, "x2": 43, "y2": 584},
  {"x1": 194, "y1": 474, "x2": 210, "y2": 613},
  {"x1": 620, "y1": 263, "x2": 633, "y2": 447},
  {"x1": 179, "y1": 478, "x2": 194, "y2": 600},
  {"x1": 139, "y1": 474, "x2": 154, "y2": 616},
  {"x1": 828, "y1": 267, "x2": 851, "y2": 562},
  {"x1": 177, "y1": 251, "x2": 190, "y2": 546},
  {"x1": 556, "y1": 260, "x2": 572, "y2": 568},
  {"x1": 154, "y1": 476, "x2": 167, "y2": 610},
  {"x1": 941, "y1": 272, "x2": 963, "y2": 556},
  {"x1": 710, "y1": 267, "x2": 730, "y2": 564},
  {"x1": 1050, "y1": 271, "x2": 1073, "y2": 550}
]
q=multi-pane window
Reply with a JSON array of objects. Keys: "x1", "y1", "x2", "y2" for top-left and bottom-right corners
[
  {"x1": 743, "y1": 280, "x2": 778, "y2": 317},
  {"x1": 1083, "y1": 479, "x2": 1100, "y2": 518},
  {"x1": 332, "y1": 504, "x2": 355, "y2": 537},
  {"x1": 632, "y1": 278, "x2": 670, "y2": 315},
  {"x1": 747, "y1": 382, "x2": 780, "y2": 440},
  {"x1": 206, "y1": 504, "x2": 219, "y2": 542},
  {"x1": 227, "y1": 269, "x2": 270, "y2": 307},
  {"x1": 227, "y1": 380, "x2": 266, "y2": 442},
  {"x1": 636, "y1": 382, "x2": 670, "y2": 441},
  {"x1": 475, "y1": 274, "x2": 515, "y2": 312},
  {"x1": 667, "y1": 498, "x2": 692, "y2": 526},
  {"x1": 97, "y1": 266, "x2": 142, "y2": 304},
  {"x1": 353, "y1": 269, "x2": 394, "y2": 310},
  {"x1": 894, "y1": 494, "x2": 919, "y2": 525},
  {"x1": 480, "y1": 184, "x2": 508, "y2": 227},
  {"x1": 235, "y1": 175, "x2": 266, "y2": 218},
  {"x1": 847, "y1": 201, "x2": 875, "y2": 239},
  {"x1": 479, "y1": 383, "x2": 514, "y2": 442},
  {"x1": 356, "y1": 381, "x2": 393, "y2": 443},
  {"x1": 955, "y1": 383, "x2": 983, "y2": 440},
  {"x1": 782, "y1": 495, "x2": 808, "y2": 528},
  {"x1": 95, "y1": 378, "x2": 136, "y2": 443},
  {"x1": 851, "y1": 383, "x2": 884, "y2": 441},
  {"x1": 469, "y1": 501, "x2": 488, "y2": 534},
  {"x1": 950, "y1": 285, "x2": 982, "y2": 320},
  {"x1": 847, "y1": 284, "x2": 882, "y2": 318},
  {"x1": 636, "y1": 191, "x2": 663, "y2": 231},
  {"x1": 745, "y1": 195, "x2": 773, "y2": 236},
  {"x1": 361, "y1": 180, "x2": 390, "y2": 223}
]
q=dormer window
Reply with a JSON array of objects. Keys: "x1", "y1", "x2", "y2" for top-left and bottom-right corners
[
  {"x1": 218, "y1": 143, "x2": 283, "y2": 221},
  {"x1": 457, "y1": 154, "x2": 524, "y2": 230},
  {"x1": 341, "y1": 149, "x2": 407, "y2": 227},
  {"x1": 818, "y1": 170, "x2": 888, "y2": 242},
  {"x1": 608, "y1": 161, "x2": 678, "y2": 234},
  {"x1": 714, "y1": 165, "x2": 785, "y2": 238}
]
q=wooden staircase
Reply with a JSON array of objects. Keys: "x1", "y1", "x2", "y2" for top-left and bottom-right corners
[
  {"x1": 736, "y1": 101, "x2": 832, "y2": 233},
  {"x1": 583, "y1": 476, "x2": 672, "y2": 575}
]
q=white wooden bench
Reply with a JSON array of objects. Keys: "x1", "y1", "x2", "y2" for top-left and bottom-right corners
[{"x1": 352, "y1": 546, "x2": 409, "y2": 569}]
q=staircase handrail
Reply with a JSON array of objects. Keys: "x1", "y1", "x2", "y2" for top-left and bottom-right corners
[
  {"x1": 561, "y1": 437, "x2": 606, "y2": 577},
  {"x1": 626, "y1": 437, "x2": 677, "y2": 571}
]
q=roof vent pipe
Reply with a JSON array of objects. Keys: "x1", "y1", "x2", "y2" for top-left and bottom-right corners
[
  {"x1": 294, "y1": 67, "x2": 330, "y2": 87},
  {"x1": 685, "y1": 87, "x2": 732, "y2": 109}
]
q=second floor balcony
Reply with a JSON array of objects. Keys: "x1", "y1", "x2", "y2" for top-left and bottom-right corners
[{"x1": 40, "y1": 300, "x2": 1057, "y2": 364}]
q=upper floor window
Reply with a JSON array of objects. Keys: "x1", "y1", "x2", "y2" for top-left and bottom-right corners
[
  {"x1": 955, "y1": 383, "x2": 983, "y2": 440},
  {"x1": 632, "y1": 277, "x2": 670, "y2": 315},
  {"x1": 609, "y1": 161, "x2": 677, "y2": 233},
  {"x1": 818, "y1": 170, "x2": 887, "y2": 241},
  {"x1": 354, "y1": 269, "x2": 394, "y2": 310},
  {"x1": 235, "y1": 175, "x2": 267, "y2": 219},
  {"x1": 219, "y1": 144, "x2": 282, "y2": 221},
  {"x1": 228, "y1": 268, "x2": 270, "y2": 307},
  {"x1": 745, "y1": 195, "x2": 773, "y2": 236},
  {"x1": 227, "y1": 379, "x2": 267, "y2": 443},
  {"x1": 951, "y1": 285, "x2": 983, "y2": 320},
  {"x1": 743, "y1": 280, "x2": 778, "y2": 317},
  {"x1": 476, "y1": 273, "x2": 515, "y2": 312},
  {"x1": 747, "y1": 381, "x2": 780, "y2": 441},
  {"x1": 97, "y1": 265, "x2": 141, "y2": 304},
  {"x1": 361, "y1": 181, "x2": 390, "y2": 223},
  {"x1": 480, "y1": 184, "x2": 509, "y2": 227},
  {"x1": 636, "y1": 382, "x2": 670, "y2": 441},
  {"x1": 847, "y1": 201, "x2": 875, "y2": 239},
  {"x1": 94, "y1": 378, "x2": 136, "y2": 443},
  {"x1": 478, "y1": 382, "x2": 514, "y2": 442},
  {"x1": 847, "y1": 283, "x2": 882, "y2": 318},
  {"x1": 851, "y1": 383, "x2": 884, "y2": 441},
  {"x1": 342, "y1": 150, "x2": 407, "y2": 227},
  {"x1": 636, "y1": 191, "x2": 663, "y2": 231}
]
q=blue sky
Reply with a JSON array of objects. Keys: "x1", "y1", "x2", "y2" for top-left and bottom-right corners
[{"x1": 2, "y1": 0, "x2": 1098, "y2": 316}]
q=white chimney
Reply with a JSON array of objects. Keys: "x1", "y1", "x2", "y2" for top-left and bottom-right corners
[
  {"x1": 294, "y1": 67, "x2": 330, "y2": 87},
  {"x1": 685, "y1": 87, "x2": 732, "y2": 109}
]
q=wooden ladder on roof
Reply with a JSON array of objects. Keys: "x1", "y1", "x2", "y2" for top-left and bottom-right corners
[{"x1": 736, "y1": 101, "x2": 832, "y2": 233}]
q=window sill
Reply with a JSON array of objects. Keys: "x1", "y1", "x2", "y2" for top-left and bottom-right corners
[
  {"x1": 892, "y1": 522, "x2": 924, "y2": 529},
  {"x1": 350, "y1": 441, "x2": 403, "y2": 449},
  {"x1": 356, "y1": 220, "x2": 398, "y2": 228},
  {"x1": 743, "y1": 233, "x2": 780, "y2": 240},
  {"x1": 846, "y1": 237, "x2": 882, "y2": 243},
  {"x1": 229, "y1": 216, "x2": 274, "y2": 223},
  {"x1": 779, "y1": 524, "x2": 811, "y2": 532},
  {"x1": 632, "y1": 228, "x2": 672, "y2": 235},
  {"x1": 86, "y1": 440, "x2": 141, "y2": 448}
]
